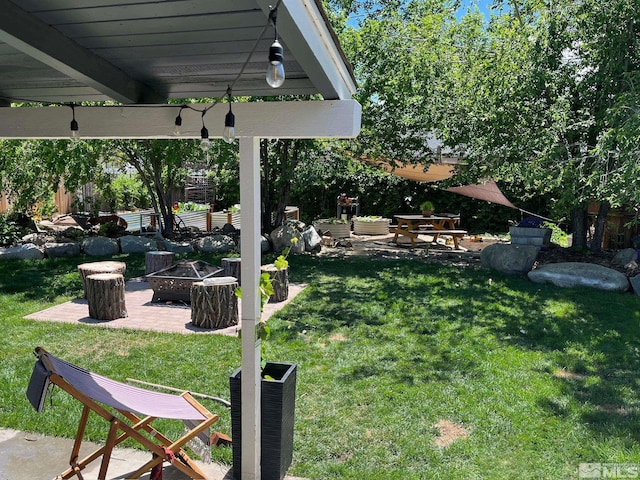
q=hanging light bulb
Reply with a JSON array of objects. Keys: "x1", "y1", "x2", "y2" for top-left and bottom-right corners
[
  {"x1": 70, "y1": 105, "x2": 79, "y2": 141},
  {"x1": 223, "y1": 87, "x2": 236, "y2": 144},
  {"x1": 174, "y1": 107, "x2": 184, "y2": 135},
  {"x1": 266, "y1": 40, "x2": 285, "y2": 88},
  {"x1": 266, "y1": 9, "x2": 285, "y2": 88},
  {"x1": 200, "y1": 110, "x2": 210, "y2": 153}
]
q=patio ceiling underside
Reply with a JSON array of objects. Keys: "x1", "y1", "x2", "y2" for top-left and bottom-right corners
[{"x1": 0, "y1": 0, "x2": 356, "y2": 105}]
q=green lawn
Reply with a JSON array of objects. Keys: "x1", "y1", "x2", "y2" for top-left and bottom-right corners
[{"x1": 1, "y1": 252, "x2": 639, "y2": 479}]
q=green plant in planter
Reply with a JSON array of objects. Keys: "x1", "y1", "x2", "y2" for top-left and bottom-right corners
[
  {"x1": 355, "y1": 215, "x2": 385, "y2": 222},
  {"x1": 420, "y1": 200, "x2": 434, "y2": 215},
  {"x1": 316, "y1": 217, "x2": 348, "y2": 224}
]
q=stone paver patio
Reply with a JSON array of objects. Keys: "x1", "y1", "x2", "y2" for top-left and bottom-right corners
[{"x1": 25, "y1": 277, "x2": 305, "y2": 335}]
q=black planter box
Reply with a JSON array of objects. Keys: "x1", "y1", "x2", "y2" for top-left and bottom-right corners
[{"x1": 230, "y1": 362, "x2": 297, "y2": 480}]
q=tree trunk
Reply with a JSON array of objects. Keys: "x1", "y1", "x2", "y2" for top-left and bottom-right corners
[
  {"x1": 261, "y1": 139, "x2": 272, "y2": 233},
  {"x1": 190, "y1": 278, "x2": 239, "y2": 329},
  {"x1": 221, "y1": 257, "x2": 242, "y2": 285},
  {"x1": 86, "y1": 273, "x2": 127, "y2": 320},
  {"x1": 145, "y1": 251, "x2": 175, "y2": 276},
  {"x1": 261, "y1": 264, "x2": 289, "y2": 303},
  {"x1": 590, "y1": 202, "x2": 610, "y2": 252},
  {"x1": 570, "y1": 208, "x2": 589, "y2": 250}
]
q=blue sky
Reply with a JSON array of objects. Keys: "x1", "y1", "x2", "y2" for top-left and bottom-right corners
[{"x1": 347, "y1": 1, "x2": 498, "y2": 27}]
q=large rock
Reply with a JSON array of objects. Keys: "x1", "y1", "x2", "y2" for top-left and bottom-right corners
[
  {"x1": 81, "y1": 236, "x2": 120, "y2": 256},
  {"x1": 528, "y1": 262, "x2": 630, "y2": 292},
  {"x1": 302, "y1": 226, "x2": 322, "y2": 252},
  {"x1": 163, "y1": 240, "x2": 194, "y2": 254},
  {"x1": 271, "y1": 221, "x2": 305, "y2": 253},
  {"x1": 194, "y1": 235, "x2": 236, "y2": 253},
  {"x1": 480, "y1": 243, "x2": 539, "y2": 275},
  {"x1": 236, "y1": 235, "x2": 271, "y2": 253},
  {"x1": 119, "y1": 235, "x2": 158, "y2": 254},
  {"x1": 0, "y1": 243, "x2": 44, "y2": 260},
  {"x1": 44, "y1": 242, "x2": 81, "y2": 258},
  {"x1": 612, "y1": 248, "x2": 638, "y2": 268}
]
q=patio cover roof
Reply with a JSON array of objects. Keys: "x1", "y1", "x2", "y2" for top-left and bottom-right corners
[
  {"x1": 0, "y1": 3, "x2": 362, "y2": 479},
  {"x1": 0, "y1": 0, "x2": 360, "y2": 139},
  {"x1": 0, "y1": 0, "x2": 355, "y2": 104}
]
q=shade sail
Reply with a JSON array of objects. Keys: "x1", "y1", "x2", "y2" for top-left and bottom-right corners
[
  {"x1": 445, "y1": 180, "x2": 517, "y2": 209},
  {"x1": 360, "y1": 157, "x2": 459, "y2": 182}
]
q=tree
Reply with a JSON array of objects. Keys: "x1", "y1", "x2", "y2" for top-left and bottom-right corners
[
  {"x1": 0, "y1": 139, "x2": 102, "y2": 213},
  {"x1": 331, "y1": 0, "x2": 640, "y2": 250}
]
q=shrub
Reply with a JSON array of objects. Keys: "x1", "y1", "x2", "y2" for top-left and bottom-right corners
[{"x1": 0, "y1": 214, "x2": 30, "y2": 247}]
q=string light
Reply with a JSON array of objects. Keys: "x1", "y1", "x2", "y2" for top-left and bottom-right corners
[
  {"x1": 266, "y1": 8, "x2": 285, "y2": 88},
  {"x1": 223, "y1": 87, "x2": 236, "y2": 144},
  {"x1": 69, "y1": 104, "x2": 79, "y2": 141},
  {"x1": 4, "y1": 0, "x2": 286, "y2": 141}
]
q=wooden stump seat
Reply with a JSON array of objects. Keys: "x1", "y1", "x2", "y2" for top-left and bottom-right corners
[
  {"x1": 86, "y1": 273, "x2": 127, "y2": 320},
  {"x1": 78, "y1": 261, "x2": 126, "y2": 298},
  {"x1": 221, "y1": 257, "x2": 242, "y2": 285},
  {"x1": 190, "y1": 277, "x2": 239, "y2": 329},
  {"x1": 145, "y1": 251, "x2": 175, "y2": 276},
  {"x1": 261, "y1": 264, "x2": 289, "y2": 303}
]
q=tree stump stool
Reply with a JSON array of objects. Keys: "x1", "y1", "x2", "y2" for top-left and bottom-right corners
[
  {"x1": 86, "y1": 273, "x2": 127, "y2": 320},
  {"x1": 261, "y1": 264, "x2": 289, "y2": 303},
  {"x1": 145, "y1": 251, "x2": 175, "y2": 277},
  {"x1": 78, "y1": 261, "x2": 127, "y2": 298},
  {"x1": 190, "y1": 277, "x2": 239, "y2": 329},
  {"x1": 221, "y1": 257, "x2": 242, "y2": 285}
]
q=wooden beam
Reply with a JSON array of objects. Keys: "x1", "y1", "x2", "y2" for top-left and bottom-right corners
[
  {"x1": 0, "y1": 0, "x2": 165, "y2": 104},
  {"x1": 0, "y1": 100, "x2": 361, "y2": 139}
]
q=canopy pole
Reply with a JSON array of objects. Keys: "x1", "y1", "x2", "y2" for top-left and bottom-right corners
[{"x1": 239, "y1": 136, "x2": 262, "y2": 480}]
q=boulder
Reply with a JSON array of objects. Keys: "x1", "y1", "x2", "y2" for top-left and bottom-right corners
[
  {"x1": 236, "y1": 235, "x2": 271, "y2": 253},
  {"x1": 0, "y1": 243, "x2": 44, "y2": 260},
  {"x1": 271, "y1": 221, "x2": 305, "y2": 253},
  {"x1": 480, "y1": 243, "x2": 539, "y2": 275},
  {"x1": 528, "y1": 262, "x2": 630, "y2": 292},
  {"x1": 163, "y1": 240, "x2": 195, "y2": 254},
  {"x1": 612, "y1": 248, "x2": 638, "y2": 268},
  {"x1": 630, "y1": 274, "x2": 640, "y2": 297},
  {"x1": 119, "y1": 235, "x2": 158, "y2": 254},
  {"x1": 44, "y1": 242, "x2": 81, "y2": 258},
  {"x1": 194, "y1": 235, "x2": 236, "y2": 253},
  {"x1": 22, "y1": 233, "x2": 54, "y2": 246},
  {"x1": 302, "y1": 226, "x2": 322, "y2": 252},
  {"x1": 81, "y1": 236, "x2": 120, "y2": 256}
]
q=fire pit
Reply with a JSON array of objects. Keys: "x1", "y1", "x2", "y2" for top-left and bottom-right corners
[{"x1": 146, "y1": 259, "x2": 223, "y2": 302}]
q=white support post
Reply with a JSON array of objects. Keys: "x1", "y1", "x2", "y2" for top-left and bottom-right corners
[{"x1": 239, "y1": 136, "x2": 262, "y2": 480}]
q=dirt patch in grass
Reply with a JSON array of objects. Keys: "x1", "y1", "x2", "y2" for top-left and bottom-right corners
[
  {"x1": 553, "y1": 369, "x2": 589, "y2": 381},
  {"x1": 433, "y1": 420, "x2": 470, "y2": 447}
]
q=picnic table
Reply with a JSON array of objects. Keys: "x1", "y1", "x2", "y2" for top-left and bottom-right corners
[{"x1": 389, "y1": 214, "x2": 467, "y2": 249}]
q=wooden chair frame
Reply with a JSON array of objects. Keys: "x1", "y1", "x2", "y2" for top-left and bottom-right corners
[{"x1": 30, "y1": 348, "x2": 219, "y2": 480}]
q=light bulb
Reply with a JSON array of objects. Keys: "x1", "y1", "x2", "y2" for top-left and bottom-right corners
[
  {"x1": 266, "y1": 40, "x2": 285, "y2": 88},
  {"x1": 223, "y1": 109, "x2": 235, "y2": 144},
  {"x1": 70, "y1": 118, "x2": 79, "y2": 142},
  {"x1": 174, "y1": 113, "x2": 182, "y2": 135},
  {"x1": 200, "y1": 126, "x2": 210, "y2": 151}
]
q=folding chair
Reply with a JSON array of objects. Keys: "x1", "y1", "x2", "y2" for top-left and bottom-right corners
[{"x1": 26, "y1": 347, "x2": 219, "y2": 480}]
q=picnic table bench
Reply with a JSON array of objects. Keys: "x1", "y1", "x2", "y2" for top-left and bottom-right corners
[{"x1": 390, "y1": 214, "x2": 467, "y2": 249}]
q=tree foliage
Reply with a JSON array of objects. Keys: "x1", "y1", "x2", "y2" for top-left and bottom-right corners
[{"x1": 328, "y1": 0, "x2": 640, "y2": 250}]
